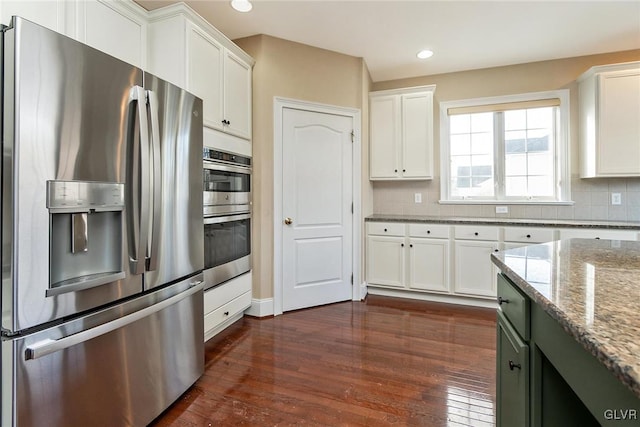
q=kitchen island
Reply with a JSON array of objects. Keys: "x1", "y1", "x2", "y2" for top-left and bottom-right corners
[{"x1": 491, "y1": 239, "x2": 640, "y2": 426}]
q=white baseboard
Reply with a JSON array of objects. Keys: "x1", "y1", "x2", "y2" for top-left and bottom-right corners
[
  {"x1": 359, "y1": 281, "x2": 368, "y2": 300},
  {"x1": 244, "y1": 298, "x2": 274, "y2": 317},
  {"x1": 367, "y1": 286, "x2": 498, "y2": 309}
]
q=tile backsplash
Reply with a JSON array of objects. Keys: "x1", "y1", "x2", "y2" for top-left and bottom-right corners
[{"x1": 372, "y1": 175, "x2": 640, "y2": 222}]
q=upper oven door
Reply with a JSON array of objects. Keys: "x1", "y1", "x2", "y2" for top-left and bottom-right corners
[{"x1": 203, "y1": 162, "x2": 251, "y2": 207}]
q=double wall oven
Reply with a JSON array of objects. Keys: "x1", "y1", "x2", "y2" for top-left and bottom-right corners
[{"x1": 203, "y1": 148, "x2": 251, "y2": 289}]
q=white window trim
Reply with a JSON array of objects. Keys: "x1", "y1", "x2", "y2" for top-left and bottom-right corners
[{"x1": 439, "y1": 90, "x2": 571, "y2": 205}]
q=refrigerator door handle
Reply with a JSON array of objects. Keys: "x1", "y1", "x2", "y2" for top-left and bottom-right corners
[
  {"x1": 126, "y1": 85, "x2": 151, "y2": 275},
  {"x1": 25, "y1": 280, "x2": 204, "y2": 361},
  {"x1": 146, "y1": 90, "x2": 162, "y2": 272}
]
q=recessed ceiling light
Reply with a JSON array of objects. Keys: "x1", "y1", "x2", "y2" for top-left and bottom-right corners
[
  {"x1": 231, "y1": 0, "x2": 252, "y2": 12},
  {"x1": 417, "y1": 50, "x2": 434, "y2": 59}
]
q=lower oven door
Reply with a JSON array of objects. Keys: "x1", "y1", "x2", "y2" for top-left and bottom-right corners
[{"x1": 204, "y1": 213, "x2": 251, "y2": 289}]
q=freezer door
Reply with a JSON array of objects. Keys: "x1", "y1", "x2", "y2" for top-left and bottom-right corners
[
  {"x1": 3, "y1": 276, "x2": 204, "y2": 427},
  {"x1": 1, "y1": 17, "x2": 145, "y2": 332},
  {"x1": 143, "y1": 73, "x2": 204, "y2": 290}
]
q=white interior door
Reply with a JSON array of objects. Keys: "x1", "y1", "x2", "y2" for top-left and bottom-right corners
[{"x1": 282, "y1": 108, "x2": 353, "y2": 312}]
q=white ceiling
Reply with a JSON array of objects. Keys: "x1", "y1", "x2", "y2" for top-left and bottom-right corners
[{"x1": 136, "y1": 1, "x2": 640, "y2": 82}]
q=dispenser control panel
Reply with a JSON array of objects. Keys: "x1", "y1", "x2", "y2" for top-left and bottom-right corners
[{"x1": 46, "y1": 181, "x2": 124, "y2": 213}]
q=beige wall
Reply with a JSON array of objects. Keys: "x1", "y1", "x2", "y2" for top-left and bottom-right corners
[
  {"x1": 234, "y1": 35, "x2": 370, "y2": 300},
  {"x1": 371, "y1": 50, "x2": 640, "y2": 222}
]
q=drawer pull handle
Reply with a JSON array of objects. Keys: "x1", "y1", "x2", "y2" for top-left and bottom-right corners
[
  {"x1": 526, "y1": 234, "x2": 531, "y2": 238},
  {"x1": 224, "y1": 311, "x2": 230, "y2": 316},
  {"x1": 498, "y1": 296, "x2": 510, "y2": 305},
  {"x1": 508, "y1": 360, "x2": 521, "y2": 371},
  {"x1": 474, "y1": 232, "x2": 479, "y2": 236}
]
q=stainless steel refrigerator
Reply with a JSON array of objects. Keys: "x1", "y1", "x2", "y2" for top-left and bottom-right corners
[{"x1": 1, "y1": 17, "x2": 204, "y2": 426}]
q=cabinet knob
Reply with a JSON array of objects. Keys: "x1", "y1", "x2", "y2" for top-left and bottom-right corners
[
  {"x1": 497, "y1": 296, "x2": 510, "y2": 305},
  {"x1": 384, "y1": 228, "x2": 388, "y2": 232},
  {"x1": 526, "y1": 234, "x2": 531, "y2": 238},
  {"x1": 401, "y1": 243, "x2": 404, "y2": 247},
  {"x1": 224, "y1": 311, "x2": 230, "y2": 316},
  {"x1": 394, "y1": 169, "x2": 398, "y2": 173},
  {"x1": 410, "y1": 244, "x2": 413, "y2": 248},
  {"x1": 427, "y1": 230, "x2": 430, "y2": 234},
  {"x1": 595, "y1": 237, "x2": 601, "y2": 240},
  {"x1": 403, "y1": 169, "x2": 406, "y2": 172},
  {"x1": 474, "y1": 232, "x2": 479, "y2": 236},
  {"x1": 494, "y1": 249, "x2": 499, "y2": 253},
  {"x1": 508, "y1": 360, "x2": 522, "y2": 371}
]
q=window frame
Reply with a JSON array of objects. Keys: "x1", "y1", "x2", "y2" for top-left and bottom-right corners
[{"x1": 439, "y1": 90, "x2": 571, "y2": 204}]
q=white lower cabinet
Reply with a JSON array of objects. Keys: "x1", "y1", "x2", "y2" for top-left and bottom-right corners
[
  {"x1": 203, "y1": 271, "x2": 252, "y2": 342},
  {"x1": 408, "y1": 237, "x2": 449, "y2": 292},
  {"x1": 366, "y1": 221, "x2": 639, "y2": 306},
  {"x1": 367, "y1": 234, "x2": 405, "y2": 288},
  {"x1": 453, "y1": 240, "x2": 499, "y2": 298}
]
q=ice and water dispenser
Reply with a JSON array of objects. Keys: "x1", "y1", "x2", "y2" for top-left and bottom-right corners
[{"x1": 46, "y1": 181, "x2": 125, "y2": 297}]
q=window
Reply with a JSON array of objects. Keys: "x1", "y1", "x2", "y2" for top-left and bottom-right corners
[{"x1": 440, "y1": 90, "x2": 570, "y2": 203}]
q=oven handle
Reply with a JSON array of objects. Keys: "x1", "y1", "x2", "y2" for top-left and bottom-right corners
[
  {"x1": 204, "y1": 213, "x2": 251, "y2": 225},
  {"x1": 203, "y1": 162, "x2": 252, "y2": 175}
]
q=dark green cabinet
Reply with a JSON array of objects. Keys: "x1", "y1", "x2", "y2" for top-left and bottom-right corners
[{"x1": 497, "y1": 311, "x2": 529, "y2": 427}]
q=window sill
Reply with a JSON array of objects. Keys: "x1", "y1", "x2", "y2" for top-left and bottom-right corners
[{"x1": 438, "y1": 200, "x2": 575, "y2": 206}]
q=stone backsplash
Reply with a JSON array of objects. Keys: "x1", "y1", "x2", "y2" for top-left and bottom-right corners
[{"x1": 372, "y1": 175, "x2": 640, "y2": 222}]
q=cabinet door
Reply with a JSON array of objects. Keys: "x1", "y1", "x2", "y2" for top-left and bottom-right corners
[
  {"x1": 0, "y1": 0, "x2": 64, "y2": 33},
  {"x1": 454, "y1": 240, "x2": 498, "y2": 297},
  {"x1": 367, "y1": 235, "x2": 405, "y2": 288},
  {"x1": 408, "y1": 238, "x2": 449, "y2": 292},
  {"x1": 81, "y1": 1, "x2": 146, "y2": 68},
  {"x1": 223, "y1": 50, "x2": 252, "y2": 140},
  {"x1": 497, "y1": 312, "x2": 529, "y2": 427},
  {"x1": 188, "y1": 25, "x2": 224, "y2": 131},
  {"x1": 597, "y1": 70, "x2": 640, "y2": 175},
  {"x1": 370, "y1": 95, "x2": 401, "y2": 179},
  {"x1": 402, "y1": 92, "x2": 433, "y2": 178}
]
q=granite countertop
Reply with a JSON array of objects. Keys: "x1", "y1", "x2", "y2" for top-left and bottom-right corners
[
  {"x1": 491, "y1": 239, "x2": 640, "y2": 398},
  {"x1": 366, "y1": 214, "x2": 640, "y2": 229}
]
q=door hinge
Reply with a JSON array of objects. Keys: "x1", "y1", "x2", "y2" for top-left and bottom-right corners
[
  {"x1": 350, "y1": 274, "x2": 353, "y2": 285},
  {"x1": 351, "y1": 202, "x2": 354, "y2": 214},
  {"x1": 351, "y1": 130, "x2": 355, "y2": 143}
]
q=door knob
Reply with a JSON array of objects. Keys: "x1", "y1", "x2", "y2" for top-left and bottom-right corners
[{"x1": 284, "y1": 217, "x2": 293, "y2": 225}]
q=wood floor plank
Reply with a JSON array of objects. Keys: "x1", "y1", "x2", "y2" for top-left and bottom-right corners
[{"x1": 149, "y1": 295, "x2": 496, "y2": 426}]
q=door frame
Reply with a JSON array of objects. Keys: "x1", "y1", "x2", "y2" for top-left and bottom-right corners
[{"x1": 273, "y1": 97, "x2": 362, "y2": 316}]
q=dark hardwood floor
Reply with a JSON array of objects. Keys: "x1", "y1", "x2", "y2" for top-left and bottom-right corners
[{"x1": 150, "y1": 295, "x2": 497, "y2": 426}]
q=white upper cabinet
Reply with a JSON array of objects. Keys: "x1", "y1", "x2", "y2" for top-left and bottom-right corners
[
  {"x1": 0, "y1": 1, "x2": 65, "y2": 33},
  {"x1": 369, "y1": 85, "x2": 435, "y2": 180},
  {"x1": 0, "y1": 0, "x2": 147, "y2": 68},
  {"x1": 223, "y1": 50, "x2": 252, "y2": 140},
  {"x1": 77, "y1": 0, "x2": 147, "y2": 68},
  {"x1": 579, "y1": 61, "x2": 640, "y2": 178},
  {"x1": 187, "y1": 24, "x2": 224, "y2": 131},
  {"x1": 147, "y1": 4, "x2": 254, "y2": 141}
]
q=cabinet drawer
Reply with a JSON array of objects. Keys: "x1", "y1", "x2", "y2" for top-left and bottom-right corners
[
  {"x1": 497, "y1": 274, "x2": 529, "y2": 340},
  {"x1": 454, "y1": 225, "x2": 499, "y2": 241},
  {"x1": 408, "y1": 223, "x2": 449, "y2": 239},
  {"x1": 558, "y1": 228, "x2": 638, "y2": 241},
  {"x1": 204, "y1": 290, "x2": 251, "y2": 333},
  {"x1": 204, "y1": 272, "x2": 252, "y2": 314},
  {"x1": 503, "y1": 227, "x2": 555, "y2": 244},
  {"x1": 367, "y1": 222, "x2": 406, "y2": 236}
]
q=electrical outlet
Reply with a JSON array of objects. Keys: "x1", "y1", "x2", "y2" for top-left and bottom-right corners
[
  {"x1": 496, "y1": 206, "x2": 509, "y2": 214},
  {"x1": 611, "y1": 193, "x2": 622, "y2": 205},
  {"x1": 414, "y1": 193, "x2": 422, "y2": 204}
]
